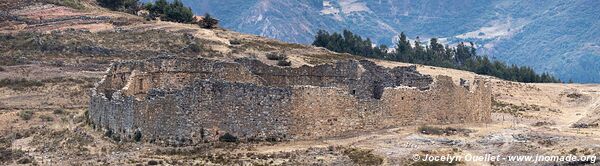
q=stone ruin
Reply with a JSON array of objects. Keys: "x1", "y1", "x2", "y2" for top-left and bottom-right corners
[{"x1": 88, "y1": 56, "x2": 491, "y2": 145}]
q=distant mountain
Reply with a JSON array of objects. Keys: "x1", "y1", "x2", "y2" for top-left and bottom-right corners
[{"x1": 155, "y1": 0, "x2": 600, "y2": 83}]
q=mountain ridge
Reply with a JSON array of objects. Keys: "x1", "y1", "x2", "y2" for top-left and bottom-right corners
[{"x1": 168, "y1": 0, "x2": 600, "y2": 83}]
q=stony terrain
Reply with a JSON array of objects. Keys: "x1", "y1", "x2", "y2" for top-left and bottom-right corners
[{"x1": 1, "y1": 1, "x2": 599, "y2": 165}]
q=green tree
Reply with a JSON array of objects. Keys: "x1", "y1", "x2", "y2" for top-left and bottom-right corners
[
  {"x1": 144, "y1": 0, "x2": 194, "y2": 23},
  {"x1": 395, "y1": 32, "x2": 412, "y2": 61},
  {"x1": 147, "y1": 0, "x2": 168, "y2": 16},
  {"x1": 97, "y1": 0, "x2": 139, "y2": 13},
  {"x1": 312, "y1": 30, "x2": 330, "y2": 48},
  {"x1": 164, "y1": 0, "x2": 193, "y2": 23},
  {"x1": 311, "y1": 30, "x2": 560, "y2": 83}
]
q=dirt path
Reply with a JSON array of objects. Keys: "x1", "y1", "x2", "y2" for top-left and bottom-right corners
[
  {"x1": 557, "y1": 89, "x2": 600, "y2": 130},
  {"x1": 250, "y1": 128, "x2": 410, "y2": 154}
]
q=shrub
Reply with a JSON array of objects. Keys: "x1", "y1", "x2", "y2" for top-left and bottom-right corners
[
  {"x1": 39, "y1": 115, "x2": 54, "y2": 122},
  {"x1": 343, "y1": 148, "x2": 383, "y2": 165},
  {"x1": 229, "y1": 39, "x2": 241, "y2": 45},
  {"x1": 112, "y1": 135, "x2": 121, "y2": 142},
  {"x1": 531, "y1": 121, "x2": 554, "y2": 127},
  {"x1": 569, "y1": 148, "x2": 578, "y2": 155},
  {"x1": 218, "y1": 133, "x2": 238, "y2": 142},
  {"x1": 18, "y1": 110, "x2": 34, "y2": 120},
  {"x1": 567, "y1": 93, "x2": 582, "y2": 99},
  {"x1": 266, "y1": 52, "x2": 286, "y2": 60},
  {"x1": 277, "y1": 60, "x2": 292, "y2": 66},
  {"x1": 418, "y1": 126, "x2": 472, "y2": 136},
  {"x1": 53, "y1": 109, "x2": 65, "y2": 115},
  {"x1": 147, "y1": 160, "x2": 159, "y2": 165},
  {"x1": 104, "y1": 128, "x2": 113, "y2": 138},
  {"x1": 134, "y1": 130, "x2": 142, "y2": 142},
  {"x1": 266, "y1": 51, "x2": 292, "y2": 66},
  {"x1": 187, "y1": 43, "x2": 202, "y2": 53},
  {"x1": 571, "y1": 123, "x2": 598, "y2": 128},
  {"x1": 198, "y1": 13, "x2": 219, "y2": 29},
  {"x1": 538, "y1": 139, "x2": 557, "y2": 147}
]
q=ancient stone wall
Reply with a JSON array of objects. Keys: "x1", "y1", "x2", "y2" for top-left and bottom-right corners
[{"x1": 88, "y1": 56, "x2": 491, "y2": 145}]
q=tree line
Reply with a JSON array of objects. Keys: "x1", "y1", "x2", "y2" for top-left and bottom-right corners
[
  {"x1": 312, "y1": 30, "x2": 560, "y2": 83},
  {"x1": 97, "y1": 0, "x2": 218, "y2": 28}
]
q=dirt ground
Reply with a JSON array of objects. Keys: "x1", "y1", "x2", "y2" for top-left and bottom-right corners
[{"x1": 1, "y1": 1, "x2": 600, "y2": 165}]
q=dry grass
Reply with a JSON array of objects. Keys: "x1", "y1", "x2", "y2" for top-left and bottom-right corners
[
  {"x1": 343, "y1": 148, "x2": 384, "y2": 165},
  {"x1": 0, "y1": 147, "x2": 25, "y2": 164},
  {"x1": 0, "y1": 30, "x2": 216, "y2": 59},
  {"x1": 492, "y1": 99, "x2": 550, "y2": 117},
  {"x1": 44, "y1": 0, "x2": 85, "y2": 9},
  {"x1": 0, "y1": 77, "x2": 100, "y2": 91}
]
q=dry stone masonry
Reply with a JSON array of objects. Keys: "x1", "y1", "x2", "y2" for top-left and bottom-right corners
[{"x1": 88, "y1": 56, "x2": 491, "y2": 145}]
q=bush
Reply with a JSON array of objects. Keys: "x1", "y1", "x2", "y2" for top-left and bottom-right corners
[
  {"x1": 218, "y1": 133, "x2": 238, "y2": 142},
  {"x1": 418, "y1": 126, "x2": 472, "y2": 136},
  {"x1": 571, "y1": 123, "x2": 599, "y2": 128},
  {"x1": 112, "y1": 135, "x2": 121, "y2": 142},
  {"x1": 266, "y1": 52, "x2": 286, "y2": 60},
  {"x1": 567, "y1": 93, "x2": 582, "y2": 99},
  {"x1": 198, "y1": 13, "x2": 219, "y2": 29},
  {"x1": 277, "y1": 60, "x2": 292, "y2": 66},
  {"x1": 53, "y1": 109, "x2": 65, "y2": 115},
  {"x1": 147, "y1": 160, "x2": 159, "y2": 165},
  {"x1": 18, "y1": 110, "x2": 34, "y2": 121},
  {"x1": 39, "y1": 115, "x2": 54, "y2": 122},
  {"x1": 229, "y1": 39, "x2": 241, "y2": 45},
  {"x1": 531, "y1": 121, "x2": 554, "y2": 127},
  {"x1": 343, "y1": 148, "x2": 383, "y2": 165},
  {"x1": 187, "y1": 43, "x2": 202, "y2": 53},
  {"x1": 104, "y1": 128, "x2": 113, "y2": 138},
  {"x1": 266, "y1": 51, "x2": 292, "y2": 66},
  {"x1": 134, "y1": 130, "x2": 142, "y2": 142}
]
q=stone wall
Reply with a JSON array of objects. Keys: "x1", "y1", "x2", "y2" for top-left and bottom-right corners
[{"x1": 88, "y1": 56, "x2": 491, "y2": 145}]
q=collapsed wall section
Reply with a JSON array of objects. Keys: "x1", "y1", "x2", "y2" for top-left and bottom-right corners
[
  {"x1": 236, "y1": 58, "x2": 433, "y2": 99},
  {"x1": 88, "y1": 56, "x2": 491, "y2": 146}
]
